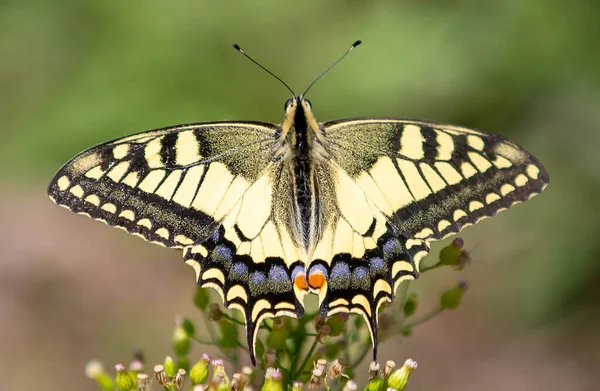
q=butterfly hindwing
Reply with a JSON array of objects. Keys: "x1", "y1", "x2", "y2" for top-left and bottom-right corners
[
  {"x1": 325, "y1": 119, "x2": 549, "y2": 241},
  {"x1": 183, "y1": 159, "x2": 308, "y2": 365},
  {"x1": 48, "y1": 122, "x2": 278, "y2": 247},
  {"x1": 306, "y1": 163, "x2": 429, "y2": 358}
]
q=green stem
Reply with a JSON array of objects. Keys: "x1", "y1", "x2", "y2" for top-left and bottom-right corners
[
  {"x1": 419, "y1": 263, "x2": 444, "y2": 273},
  {"x1": 293, "y1": 337, "x2": 319, "y2": 379},
  {"x1": 403, "y1": 307, "x2": 443, "y2": 328},
  {"x1": 342, "y1": 324, "x2": 350, "y2": 366}
]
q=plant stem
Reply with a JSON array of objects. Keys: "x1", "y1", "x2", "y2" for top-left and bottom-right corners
[
  {"x1": 293, "y1": 337, "x2": 319, "y2": 379},
  {"x1": 403, "y1": 307, "x2": 443, "y2": 328}
]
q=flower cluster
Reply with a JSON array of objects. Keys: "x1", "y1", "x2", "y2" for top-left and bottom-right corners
[
  {"x1": 85, "y1": 238, "x2": 470, "y2": 390},
  {"x1": 86, "y1": 355, "x2": 418, "y2": 391}
]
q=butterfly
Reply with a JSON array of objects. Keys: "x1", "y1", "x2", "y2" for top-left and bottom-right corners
[{"x1": 48, "y1": 41, "x2": 549, "y2": 365}]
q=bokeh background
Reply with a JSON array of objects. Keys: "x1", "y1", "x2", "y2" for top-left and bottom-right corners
[{"x1": 1, "y1": 1, "x2": 599, "y2": 390}]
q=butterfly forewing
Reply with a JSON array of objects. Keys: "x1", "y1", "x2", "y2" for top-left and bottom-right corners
[
  {"x1": 48, "y1": 122, "x2": 277, "y2": 247},
  {"x1": 324, "y1": 119, "x2": 549, "y2": 241}
]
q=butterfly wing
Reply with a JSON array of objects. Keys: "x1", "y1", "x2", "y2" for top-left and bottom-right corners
[
  {"x1": 183, "y1": 159, "x2": 307, "y2": 365},
  {"x1": 48, "y1": 121, "x2": 278, "y2": 247},
  {"x1": 324, "y1": 119, "x2": 549, "y2": 241},
  {"x1": 307, "y1": 162, "x2": 429, "y2": 358},
  {"x1": 311, "y1": 118, "x2": 548, "y2": 357},
  {"x1": 48, "y1": 121, "x2": 308, "y2": 364}
]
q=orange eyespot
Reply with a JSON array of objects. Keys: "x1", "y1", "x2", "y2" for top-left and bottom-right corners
[
  {"x1": 308, "y1": 272, "x2": 326, "y2": 289},
  {"x1": 294, "y1": 274, "x2": 308, "y2": 291}
]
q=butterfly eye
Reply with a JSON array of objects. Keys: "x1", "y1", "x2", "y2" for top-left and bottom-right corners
[
  {"x1": 304, "y1": 99, "x2": 312, "y2": 109},
  {"x1": 284, "y1": 99, "x2": 294, "y2": 112}
]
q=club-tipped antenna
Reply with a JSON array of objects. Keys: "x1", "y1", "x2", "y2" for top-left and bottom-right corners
[
  {"x1": 233, "y1": 44, "x2": 296, "y2": 97},
  {"x1": 301, "y1": 40, "x2": 362, "y2": 97}
]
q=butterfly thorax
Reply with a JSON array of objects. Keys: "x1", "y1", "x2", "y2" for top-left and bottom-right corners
[{"x1": 278, "y1": 98, "x2": 329, "y2": 251}]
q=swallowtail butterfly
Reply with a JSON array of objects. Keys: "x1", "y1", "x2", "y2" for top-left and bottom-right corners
[{"x1": 48, "y1": 41, "x2": 549, "y2": 364}]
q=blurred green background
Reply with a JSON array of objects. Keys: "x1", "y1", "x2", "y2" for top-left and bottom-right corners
[{"x1": 1, "y1": 0, "x2": 599, "y2": 390}]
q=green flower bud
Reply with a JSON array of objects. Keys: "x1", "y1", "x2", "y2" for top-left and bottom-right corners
[
  {"x1": 85, "y1": 360, "x2": 114, "y2": 391},
  {"x1": 438, "y1": 238, "x2": 470, "y2": 269},
  {"x1": 218, "y1": 318, "x2": 239, "y2": 349},
  {"x1": 164, "y1": 356, "x2": 177, "y2": 377},
  {"x1": 325, "y1": 314, "x2": 346, "y2": 337},
  {"x1": 190, "y1": 354, "x2": 211, "y2": 385},
  {"x1": 173, "y1": 318, "x2": 192, "y2": 357},
  {"x1": 194, "y1": 287, "x2": 210, "y2": 310},
  {"x1": 400, "y1": 326, "x2": 412, "y2": 336},
  {"x1": 387, "y1": 359, "x2": 417, "y2": 391},
  {"x1": 209, "y1": 361, "x2": 229, "y2": 391},
  {"x1": 115, "y1": 363, "x2": 136, "y2": 391},
  {"x1": 182, "y1": 317, "x2": 196, "y2": 336},
  {"x1": 440, "y1": 281, "x2": 469, "y2": 310},
  {"x1": 262, "y1": 369, "x2": 283, "y2": 391},
  {"x1": 364, "y1": 376, "x2": 385, "y2": 391},
  {"x1": 402, "y1": 293, "x2": 418, "y2": 317},
  {"x1": 266, "y1": 318, "x2": 287, "y2": 350}
]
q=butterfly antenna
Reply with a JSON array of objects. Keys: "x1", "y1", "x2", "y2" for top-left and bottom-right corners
[
  {"x1": 233, "y1": 44, "x2": 296, "y2": 97},
  {"x1": 301, "y1": 40, "x2": 362, "y2": 97}
]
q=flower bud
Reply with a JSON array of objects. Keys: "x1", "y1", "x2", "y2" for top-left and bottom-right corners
[
  {"x1": 440, "y1": 281, "x2": 469, "y2": 310},
  {"x1": 387, "y1": 359, "x2": 417, "y2": 391},
  {"x1": 342, "y1": 380, "x2": 357, "y2": 391},
  {"x1": 291, "y1": 381, "x2": 303, "y2": 391},
  {"x1": 327, "y1": 358, "x2": 346, "y2": 380},
  {"x1": 364, "y1": 376, "x2": 385, "y2": 391},
  {"x1": 128, "y1": 358, "x2": 144, "y2": 374},
  {"x1": 85, "y1": 360, "x2": 114, "y2": 391},
  {"x1": 307, "y1": 368, "x2": 324, "y2": 391},
  {"x1": 154, "y1": 364, "x2": 168, "y2": 386},
  {"x1": 194, "y1": 287, "x2": 210, "y2": 310},
  {"x1": 174, "y1": 368, "x2": 186, "y2": 390},
  {"x1": 314, "y1": 358, "x2": 327, "y2": 373},
  {"x1": 209, "y1": 369, "x2": 229, "y2": 391},
  {"x1": 368, "y1": 361, "x2": 380, "y2": 380},
  {"x1": 164, "y1": 356, "x2": 177, "y2": 377},
  {"x1": 115, "y1": 363, "x2": 135, "y2": 391},
  {"x1": 231, "y1": 373, "x2": 243, "y2": 391},
  {"x1": 208, "y1": 303, "x2": 223, "y2": 321},
  {"x1": 173, "y1": 318, "x2": 192, "y2": 357},
  {"x1": 383, "y1": 360, "x2": 396, "y2": 378},
  {"x1": 262, "y1": 369, "x2": 283, "y2": 391},
  {"x1": 240, "y1": 366, "x2": 253, "y2": 388},
  {"x1": 402, "y1": 293, "x2": 418, "y2": 317},
  {"x1": 438, "y1": 238, "x2": 469, "y2": 269},
  {"x1": 137, "y1": 374, "x2": 149, "y2": 391},
  {"x1": 190, "y1": 354, "x2": 211, "y2": 384}
]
